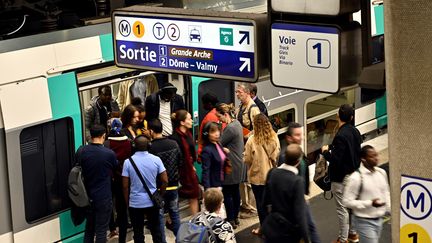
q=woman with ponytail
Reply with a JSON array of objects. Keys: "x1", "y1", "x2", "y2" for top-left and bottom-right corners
[{"x1": 170, "y1": 109, "x2": 200, "y2": 214}]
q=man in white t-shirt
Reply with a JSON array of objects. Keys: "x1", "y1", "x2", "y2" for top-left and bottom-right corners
[
  {"x1": 145, "y1": 83, "x2": 185, "y2": 136},
  {"x1": 343, "y1": 145, "x2": 390, "y2": 243}
]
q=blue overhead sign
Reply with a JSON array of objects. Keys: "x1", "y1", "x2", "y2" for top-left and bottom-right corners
[{"x1": 112, "y1": 13, "x2": 257, "y2": 81}]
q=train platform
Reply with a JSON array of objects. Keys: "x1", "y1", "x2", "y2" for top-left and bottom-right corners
[{"x1": 109, "y1": 134, "x2": 389, "y2": 243}]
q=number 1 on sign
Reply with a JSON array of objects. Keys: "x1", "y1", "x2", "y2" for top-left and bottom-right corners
[
  {"x1": 307, "y1": 39, "x2": 330, "y2": 69},
  {"x1": 409, "y1": 232, "x2": 418, "y2": 243},
  {"x1": 312, "y1": 43, "x2": 322, "y2": 64}
]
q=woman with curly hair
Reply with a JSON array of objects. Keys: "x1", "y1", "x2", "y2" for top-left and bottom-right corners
[{"x1": 244, "y1": 113, "x2": 280, "y2": 236}]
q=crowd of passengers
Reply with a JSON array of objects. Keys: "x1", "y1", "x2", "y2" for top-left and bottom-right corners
[{"x1": 80, "y1": 77, "x2": 391, "y2": 243}]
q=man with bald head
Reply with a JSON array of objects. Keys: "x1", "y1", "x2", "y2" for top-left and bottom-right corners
[
  {"x1": 122, "y1": 136, "x2": 168, "y2": 243},
  {"x1": 262, "y1": 144, "x2": 309, "y2": 243}
]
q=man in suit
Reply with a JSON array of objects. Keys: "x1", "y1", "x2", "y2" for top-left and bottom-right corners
[
  {"x1": 322, "y1": 104, "x2": 363, "y2": 243},
  {"x1": 278, "y1": 122, "x2": 321, "y2": 243},
  {"x1": 249, "y1": 83, "x2": 268, "y2": 116},
  {"x1": 262, "y1": 144, "x2": 309, "y2": 242}
]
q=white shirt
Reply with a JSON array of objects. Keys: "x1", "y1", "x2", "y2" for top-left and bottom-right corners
[
  {"x1": 343, "y1": 163, "x2": 391, "y2": 218},
  {"x1": 278, "y1": 163, "x2": 299, "y2": 175},
  {"x1": 159, "y1": 98, "x2": 172, "y2": 136}
]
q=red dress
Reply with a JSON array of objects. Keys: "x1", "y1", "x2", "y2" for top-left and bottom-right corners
[{"x1": 171, "y1": 128, "x2": 200, "y2": 199}]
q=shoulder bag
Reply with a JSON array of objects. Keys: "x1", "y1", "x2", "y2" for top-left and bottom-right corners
[{"x1": 129, "y1": 157, "x2": 165, "y2": 209}]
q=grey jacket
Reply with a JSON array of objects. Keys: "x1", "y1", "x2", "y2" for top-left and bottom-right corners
[
  {"x1": 85, "y1": 96, "x2": 119, "y2": 140},
  {"x1": 220, "y1": 120, "x2": 245, "y2": 185}
]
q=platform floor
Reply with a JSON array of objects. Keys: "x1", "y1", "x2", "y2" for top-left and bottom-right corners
[{"x1": 109, "y1": 134, "x2": 390, "y2": 243}]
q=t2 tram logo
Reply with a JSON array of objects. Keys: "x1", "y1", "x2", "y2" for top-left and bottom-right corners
[
  {"x1": 152, "y1": 23, "x2": 180, "y2": 41},
  {"x1": 119, "y1": 20, "x2": 131, "y2": 37}
]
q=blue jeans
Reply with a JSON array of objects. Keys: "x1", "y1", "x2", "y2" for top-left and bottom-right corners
[
  {"x1": 306, "y1": 203, "x2": 321, "y2": 243},
  {"x1": 353, "y1": 216, "x2": 383, "y2": 243},
  {"x1": 84, "y1": 197, "x2": 112, "y2": 243},
  {"x1": 159, "y1": 190, "x2": 180, "y2": 243}
]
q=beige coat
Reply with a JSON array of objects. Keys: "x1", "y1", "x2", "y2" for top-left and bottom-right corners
[
  {"x1": 244, "y1": 134, "x2": 280, "y2": 185},
  {"x1": 117, "y1": 74, "x2": 159, "y2": 110}
]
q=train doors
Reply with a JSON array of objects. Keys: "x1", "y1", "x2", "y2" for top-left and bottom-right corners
[{"x1": 0, "y1": 74, "x2": 84, "y2": 243}]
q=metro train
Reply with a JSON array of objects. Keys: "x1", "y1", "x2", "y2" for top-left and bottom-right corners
[{"x1": 0, "y1": 5, "x2": 386, "y2": 243}]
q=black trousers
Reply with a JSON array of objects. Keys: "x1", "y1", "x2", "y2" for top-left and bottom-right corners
[
  {"x1": 251, "y1": 184, "x2": 266, "y2": 225},
  {"x1": 222, "y1": 184, "x2": 241, "y2": 222},
  {"x1": 129, "y1": 206, "x2": 162, "y2": 243}
]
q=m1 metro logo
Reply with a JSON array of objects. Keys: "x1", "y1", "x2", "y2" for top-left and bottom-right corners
[{"x1": 119, "y1": 20, "x2": 131, "y2": 37}]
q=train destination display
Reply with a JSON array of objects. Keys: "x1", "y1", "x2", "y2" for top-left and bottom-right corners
[{"x1": 113, "y1": 13, "x2": 257, "y2": 82}]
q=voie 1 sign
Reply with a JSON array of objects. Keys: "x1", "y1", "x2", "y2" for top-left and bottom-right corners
[
  {"x1": 271, "y1": 23, "x2": 340, "y2": 93},
  {"x1": 113, "y1": 13, "x2": 257, "y2": 82}
]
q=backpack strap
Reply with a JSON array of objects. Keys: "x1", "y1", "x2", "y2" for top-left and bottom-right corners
[
  {"x1": 75, "y1": 146, "x2": 85, "y2": 166},
  {"x1": 355, "y1": 169, "x2": 363, "y2": 200},
  {"x1": 191, "y1": 212, "x2": 223, "y2": 241}
]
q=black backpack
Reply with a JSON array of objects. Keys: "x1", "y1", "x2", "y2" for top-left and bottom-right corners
[{"x1": 68, "y1": 146, "x2": 90, "y2": 208}]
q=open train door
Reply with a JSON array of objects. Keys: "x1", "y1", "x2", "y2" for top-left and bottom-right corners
[{"x1": 0, "y1": 74, "x2": 84, "y2": 243}]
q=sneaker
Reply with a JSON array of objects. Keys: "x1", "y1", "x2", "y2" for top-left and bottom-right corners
[
  {"x1": 331, "y1": 239, "x2": 347, "y2": 243},
  {"x1": 348, "y1": 233, "x2": 359, "y2": 243},
  {"x1": 239, "y1": 210, "x2": 258, "y2": 219}
]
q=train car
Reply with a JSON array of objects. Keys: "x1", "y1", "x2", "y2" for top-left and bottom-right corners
[{"x1": 0, "y1": 3, "x2": 386, "y2": 243}]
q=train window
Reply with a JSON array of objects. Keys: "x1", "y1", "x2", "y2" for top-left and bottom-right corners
[
  {"x1": 361, "y1": 88, "x2": 385, "y2": 104},
  {"x1": 269, "y1": 108, "x2": 295, "y2": 133},
  {"x1": 20, "y1": 118, "x2": 74, "y2": 223},
  {"x1": 305, "y1": 90, "x2": 355, "y2": 162},
  {"x1": 198, "y1": 79, "x2": 234, "y2": 124}
]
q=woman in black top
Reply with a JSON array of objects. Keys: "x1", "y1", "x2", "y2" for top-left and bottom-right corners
[{"x1": 121, "y1": 104, "x2": 140, "y2": 140}]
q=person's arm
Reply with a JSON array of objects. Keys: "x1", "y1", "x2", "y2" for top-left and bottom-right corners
[
  {"x1": 177, "y1": 95, "x2": 185, "y2": 110},
  {"x1": 269, "y1": 137, "x2": 281, "y2": 167},
  {"x1": 121, "y1": 160, "x2": 130, "y2": 206},
  {"x1": 220, "y1": 126, "x2": 234, "y2": 147},
  {"x1": 201, "y1": 148, "x2": 212, "y2": 189},
  {"x1": 382, "y1": 169, "x2": 391, "y2": 213},
  {"x1": 122, "y1": 177, "x2": 130, "y2": 207},
  {"x1": 292, "y1": 178, "x2": 309, "y2": 242},
  {"x1": 243, "y1": 139, "x2": 253, "y2": 167},
  {"x1": 322, "y1": 135, "x2": 347, "y2": 166},
  {"x1": 158, "y1": 171, "x2": 168, "y2": 195},
  {"x1": 342, "y1": 172, "x2": 374, "y2": 210},
  {"x1": 156, "y1": 158, "x2": 168, "y2": 194},
  {"x1": 84, "y1": 106, "x2": 95, "y2": 142}
]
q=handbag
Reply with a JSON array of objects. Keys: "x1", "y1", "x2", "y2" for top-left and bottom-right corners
[
  {"x1": 313, "y1": 154, "x2": 333, "y2": 199},
  {"x1": 224, "y1": 158, "x2": 233, "y2": 175},
  {"x1": 129, "y1": 157, "x2": 165, "y2": 209}
]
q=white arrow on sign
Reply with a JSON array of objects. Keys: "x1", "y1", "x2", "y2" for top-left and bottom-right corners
[{"x1": 239, "y1": 57, "x2": 251, "y2": 72}]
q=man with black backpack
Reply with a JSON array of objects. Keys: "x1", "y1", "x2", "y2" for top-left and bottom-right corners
[{"x1": 80, "y1": 125, "x2": 117, "y2": 243}]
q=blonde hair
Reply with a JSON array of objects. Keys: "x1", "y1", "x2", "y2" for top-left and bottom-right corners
[
  {"x1": 216, "y1": 103, "x2": 236, "y2": 119},
  {"x1": 204, "y1": 188, "x2": 223, "y2": 213},
  {"x1": 253, "y1": 113, "x2": 277, "y2": 145}
]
